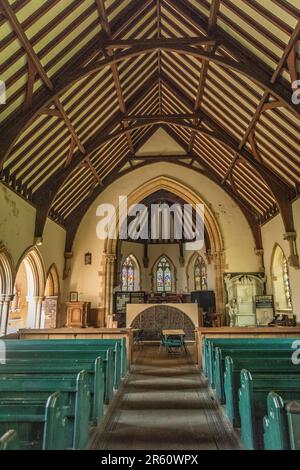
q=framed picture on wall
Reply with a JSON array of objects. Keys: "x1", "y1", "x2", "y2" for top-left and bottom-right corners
[{"x1": 69, "y1": 291, "x2": 78, "y2": 302}]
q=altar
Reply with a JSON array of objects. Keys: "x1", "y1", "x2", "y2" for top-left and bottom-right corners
[{"x1": 126, "y1": 303, "x2": 199, "y2": 340}]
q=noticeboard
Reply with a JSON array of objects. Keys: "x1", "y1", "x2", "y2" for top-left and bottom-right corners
[{"x1": 255, "y1": 295, "x2": 274, "y2": 325}]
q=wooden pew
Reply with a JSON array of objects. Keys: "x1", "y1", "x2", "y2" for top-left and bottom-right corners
[
  {"x1": 224, "y1": 355, "x2": 299, "y2": 426},
  {"x1": 0, "y1": 430, "x2": 20, "y2": 450},
  {"x1": 214, "y1": 347, "x2": 295, "y2": 401},
  {"x1": 4, "y1": 338, "x2": 127, "y2": 383},
  {"x1": 238, "y1": 370, "x2": 300, "y2": 450},
  {"x1": 18, "y1": 328, "x2": 133, "y2": 370},
  {"x1": 263, "y1": 392, "x2": 300, "y2": 450},
  {"x1": 206, "y1": 338, "x2": 299, "y2": 387},
  {"x1": 196, "y1": 328, "x2": 300, "y2": 368},
  {"x1": 0, "y1": 392, "x2": 66, "y2": 450},
  {"x1": 0, "y1": 357, "x2": 104, "y2": 425},
  {"x1": 4, "y1": 348, "x2": 114, "y2": 404},
  {"x1": 0, "y1": 371, "x2": 91, "y2": 450}
]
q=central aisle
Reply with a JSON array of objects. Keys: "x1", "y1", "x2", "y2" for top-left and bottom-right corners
[{"x1": 91, "y1": 345, "x2": 242, "y2": 450}]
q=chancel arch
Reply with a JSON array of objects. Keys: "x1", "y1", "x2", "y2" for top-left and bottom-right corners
[
  {"x1": 271, "y1": 244, "x2": 293, "y2": 313},
  {"x1": 103, "y1": 176, "x2": 224, "y2": 320},
  {"x1": 7, "y1": 247, "x2": 46, "y2": 334}
]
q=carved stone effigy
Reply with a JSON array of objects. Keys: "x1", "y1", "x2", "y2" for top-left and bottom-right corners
[{"x1": 224, "y1": 273, "x2": 266, "y2": 326}]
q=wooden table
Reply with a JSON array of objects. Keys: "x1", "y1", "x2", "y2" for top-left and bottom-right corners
[
  {"x1": 162, "y1": 329, "x2": 185, "y2": 336},
  {"x1": 162, "y1": 329, "x2": 187, "y2": 354}
]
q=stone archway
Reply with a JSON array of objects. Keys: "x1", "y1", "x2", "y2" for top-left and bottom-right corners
[
  {"x1": 103, "y1": 176, "x2": 224, "y2": 322},
  {"x1": 130, "y1": 305, "x2": 196, "y2": 340},
  {"x1": 0, "y1": 243, "x2": 15, "y2": 336},
  {"x1": 42, "y1": 264, "x2": 60, "y2": 329},
  {"x1": 7, "y1": 247, "x2": 46, "y2": 333}
]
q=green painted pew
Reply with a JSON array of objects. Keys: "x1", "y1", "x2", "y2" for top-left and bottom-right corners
[
  {"x1": 238, "y1": 370, "x2": 300, "y2": 450},
  {"x1": 224, "y1": 355, "x2": 299, "y2": 426},
  {"x1": 4, "y1": 349, "x2": 114, "y2": 404},
  {"x1": 214, "y1": 347, "x2": 296, "y2": 402},
  {"x1": 206, "y1": 338, "x2": 299, "y2": 387},
  {"x1": 0, "y1": 371, "x2": 90, "y2": 450},
  {"x1": 0, "y1": 356, "x2": 104, "y2": 425},
  {"x1": 3, "y1": 338, "x2": 126, "y2": 384},
  {"x1": 0, "y1": 430, "x2": 20, "y2": 450},
  {"x1": 0, "y1": 392, "x2": 66, "y2": 450},
  {"x1": 263, "y1": 392, "x2": 300, "y2": 450}
]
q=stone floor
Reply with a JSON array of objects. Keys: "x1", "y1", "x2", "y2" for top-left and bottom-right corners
[{"x1": 90, "y1": 344, "x2": 242, "y2": 450}]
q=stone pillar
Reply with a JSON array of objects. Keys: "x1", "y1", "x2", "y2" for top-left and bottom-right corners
[
  {"x1": 283, "y1": 232, "x2": 299, "y2": 269},
  {"x1": 0, "y1": 294, "x2": 14, "y2": 336},
  {"x1": 35, "y1": 296, "x2": 45, "y2": 329},
  {"x1": 211, "y1": 251, "x2": 225, "y2": 314},
  {"x1": 27, "y1": 296, "x2": 44, "y2": 329},
  {"x1": 104, "y1": 253, "x2": 116, "y2": 322}
]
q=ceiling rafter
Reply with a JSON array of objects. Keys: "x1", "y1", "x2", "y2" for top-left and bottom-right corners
[
  {"x1": 1, "y1": 34, "x2": 299, "y2": 169},
  {"x1": 33, "y1": 73, "x2": 160, "y2": 238},
  {"x1": 95, "y1": 0, "x2": 135, "y2": 159},
  {"x1": 222, "y1": 18, "x2": 300, "y2": 184},
  {"x1": 188, "y1": 0, "x2": 221, "y2": 155},
  {"x1": 0, "y1": 0, "x2": 85, "y2": 158},
  {"x1": 0, "y1": 0, "x2": 299, "y2": 252},
  {"x1": 160, "y1": 73, "x2": 296, "y2": 234}
]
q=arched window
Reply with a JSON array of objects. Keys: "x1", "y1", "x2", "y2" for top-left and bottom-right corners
[
  {"x1": 194, "y1": 255, "x2": 207, "y2": 291},
  {"x1": 272, "y1": 245, "x2": 292, "y2": 311},
  {"x1": 156, "y1": 257, "x2": 172, "y2": 292},
  {"x1": 121, "y1": 256, "x2": 135, "y2": 291},
  {"x1": 282, "y1": 257, "x2": 292, "y2": 309}
]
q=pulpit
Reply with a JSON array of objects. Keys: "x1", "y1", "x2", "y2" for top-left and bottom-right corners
[{"x1": 66, "y1": 301, "x2": 91, "y2": 328}]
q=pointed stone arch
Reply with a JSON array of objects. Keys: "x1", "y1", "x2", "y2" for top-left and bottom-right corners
[
  {"x1": 103, "y1": 176, "x2": 224, "y2": 319},
  {"x1": 7, "y1": 246, "x2": 46, "y2": 334},
  {"x1": 0, "y1": 243, "x2": 15, "y2": 336}
]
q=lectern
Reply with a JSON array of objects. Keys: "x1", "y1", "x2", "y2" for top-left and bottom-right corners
[{"x1": 66, "y1": 301, "x2": 91, "y2": 328}]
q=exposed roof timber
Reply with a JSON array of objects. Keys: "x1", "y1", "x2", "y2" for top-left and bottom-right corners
[
  {"x1": 160, "y1": 74, "x2": 296, "y2": 233},
  {"x1": 95, "y1": 0, "x2": 135, "y2": 158},
  {"x1": 1, "y1": 36, "x2": 299, "y2": 169},
  {"x1": 33, "y1": 70, "x2": 296, "y2": 238},
  {"x1": 63, "y1": 125, "x2": 161, "y2": 251},
  {"x1": 165, "y1": 0, "x2": 295, "y2": 81},
  {"x1": 0, "y1": 0, "x2": 86, "y2": 158},
  {"x1": 122, "y1": 113, "x2": 203, "y2": 122},
  {"x1": 222, "y1": 19, "x2": 300, "y2": 184},
  {"x1": 0, "y1": 0, "x2": 53, "y2": 90},
  {"x1": 33, "y1": 74, "x2": 160, "y2": 238},
  {"x1": 188, "y1": 0, "x2": 221, "y2": 154}
]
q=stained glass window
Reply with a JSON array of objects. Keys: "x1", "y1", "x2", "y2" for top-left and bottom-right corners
[
  {"x1": 194, "y1": 255, "x2": 207, "y2": 291},
  {"x1": 282, "y1": 257, "x2": 292, "y2": 309},
  {"x1": 121, "y1": 256, "x2": 135, "y2": 291},
  {"x1": 156, "y1": 257, "x2": 172, "y2": 292}
]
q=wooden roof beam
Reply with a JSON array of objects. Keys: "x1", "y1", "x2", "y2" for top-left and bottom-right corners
[
  {"x1": 95, "y1": 0, "x2": 135, "y2": 158},
  {"x1": 1, "y1": 38, "x2": 299, "y2": 169},
  {"x1": 0, "y1": 0, "x2": 53, "y2": 90},
  {"x1": 33, "y1": 74, "x2": 159, "y2": 239},
  {"x1": 0, "y1": 0, "x2": 85, "y2": 157},
  {"x1": 161, "y1": 73, "x2": 296, "y2": 233}
]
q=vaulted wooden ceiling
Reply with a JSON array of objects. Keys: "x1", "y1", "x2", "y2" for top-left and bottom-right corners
[{"x1": 0, "y1": 0, "x2": 299, "y2": 251}]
